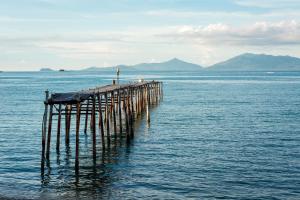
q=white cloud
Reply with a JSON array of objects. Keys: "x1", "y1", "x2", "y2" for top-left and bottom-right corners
[{"x1": 163, "y1": 20, "x2": 300, "y2": 46}]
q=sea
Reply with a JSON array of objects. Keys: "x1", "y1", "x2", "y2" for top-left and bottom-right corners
[{"x1": 0, "y1": 70, "x2": 299, "y2": 199}]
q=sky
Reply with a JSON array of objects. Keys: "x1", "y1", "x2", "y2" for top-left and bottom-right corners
[{"x1": 0, "y1": 0, "x2": 300, "y2": 71}]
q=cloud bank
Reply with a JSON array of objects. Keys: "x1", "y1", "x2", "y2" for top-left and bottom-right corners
[{"x1": 164, "y1": 20, "x2": 300, "y2": 46}]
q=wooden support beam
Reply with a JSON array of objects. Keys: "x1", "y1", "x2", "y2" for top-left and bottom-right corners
[
  {"x1": 138, "y1": 89, "x2": 141, "y2": 115},
  {"x1": 46, "y1": 104, "x2": 53, "y2": 160},
  {"x1": 41, "y1": 90, "x2": 49, "y2": 173},
  {"x1": 156, "y1": 83, "x2": 158, "y2": 103},
  {"x1": 97, "y1": 94, "x2": 105, "y2": 149},
  {"x1": 141, "y1": 87, "x2": 144, "y2": 112},
  {"x1": 105, "y1": 92, "x2": 110, "y2": 145},
  {"x1": 91, "y1": 95, "x2": 96, "y2": 160},
  {"x1": 84, "y1": 99, "x2": 90, "y2": 134},
  {"x1": 56, "y1": 103, "x2": 62, "y2": 152},
  {"x1": 135, "y1": 89, "x2": 139, "y2": 116},
  {"x1": 118, "y1": 89, "x2": 122, "y2": 134},
  {"x1": 112, "y1": 91, "x2": 117, "y2": 137},
  {"x1": 146, "y1": 87, "x2": 150, "y2": 123},
  {"x1": 75, "y1": 102, "x2": 81, "y2": 174},
  {"x1": 65, "y1": 105, "x2": 72, "y2": 145},
  {"x1": 130, "y1": 88, "x2": 135, "y2": 118},
  {"x1": 130, "y1": 88, "x2": 134, "y2": 138},
  {"x1": 123, "y1": 89, "x2": 130, "y2": 141}
]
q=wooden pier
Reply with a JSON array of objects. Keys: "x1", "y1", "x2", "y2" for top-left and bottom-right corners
[{"x1": 41, "y1": 81, "x2": 163, "y2": 174}]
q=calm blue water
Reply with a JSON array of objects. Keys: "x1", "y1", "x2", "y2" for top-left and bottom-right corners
[{"x1": 0, "y1": 71, "x2": 299, "y2": 199}]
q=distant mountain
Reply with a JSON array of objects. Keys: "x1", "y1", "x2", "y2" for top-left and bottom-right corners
[
  {"x1": 40, "y1": 68, "x2": 54, "y2": 72},
  {"x1": 208, "y1": 53, "x2": 300, "y2": 71},
  {"x1": 130, "y1": 58, "x2": 203, "y2": 71},
  {"x1": 83, "y1": 58, "x2": 203, "y2": 71}
]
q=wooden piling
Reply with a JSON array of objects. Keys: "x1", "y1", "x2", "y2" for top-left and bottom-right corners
[
  {"x1": 41, "y1": 90, "x2": 49, "y2": 172},
  {"x1": 105, "y1": 92, "x2": 110, "y2": 145},
  {"x1": 91, "y1": 95, "x2": 96, "y2": 159},
  {"x1": 97, "y1": 94, "x2": 105, "y2": 149},
  {"x1": 56, "y1": 104, "x2": 62, "y2": 151},
  {"x1": 123, "y1": 89, "x2": 130, "y2": 141},
  {"x1": 118, "y1": 89, "x2": 122, "y2": 134},
  {"x1": 112, "y1": 91, "x2": 117, "y2": 136},
  {"x1": 46, "y1": 104, "x2": 53, "y2": 160},
  {"x1": 84, "y1": 99, "x2": 90, "y2": 134},
  {"x1": 146, "y1": 88, "x2": 150, "y2": 123},
  {"x1": 129, "y1": 88, "x2": 134, "y2": 138},
  {"x1": 75, "y1": 102, "x2": 81, "y2": 174},
  {"x1": 65, "y1": 105, "x2": 72, "y2": 145},
  {"x1": 127, "y1": 90, "x2": 132, "y2": 137}
]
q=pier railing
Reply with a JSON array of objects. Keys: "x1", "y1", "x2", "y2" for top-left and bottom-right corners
[{"x1": 41, "y1": 80, "x2": 163, "y2": 174}]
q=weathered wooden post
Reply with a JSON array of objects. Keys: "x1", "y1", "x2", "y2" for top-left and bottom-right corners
[
  {"x1": 146, "y1": 87, "x2": 150, "y2": 123},
  {"x1": 151, "y1": 83, "x2": 154, "y2": 104},
  {"x1": 138, "y1": 88, "x2": 142, "y2": 114},
  {"x1": 97, "y1": 94, "x2": 105, "y2": 149},
  {"x1": 41, "y1": 90, "x2": 49, "y2": 172},
  {"x1": 130, "y1": 88, "x2": 134, "y2": 138},
  {"x1": 123, "y1": 89, "x2": 130, "y2": 141},
  {"x1": 141, "y1": 87, "x2": 144, "y2": 112},
  {"x1": 112, "y1": 91, "x2": 117, "y2": 136},
  {"x1": 156, "y1": 83, "x2": 159, "y2": 103},
  {"x1": 118, "y1": 89, "x2": 122, "y2": 134},
  {"x1": 105, "y1": 92, "x2": 111, "y2": 145},
  {"x1": 91, "y1": 95, "x2": 96, "y2": 160},
  {"x1": 46, "y1": 103, "x2": 53, "y2": 160},
  {"x1": 56, "y1": 103, "x2": 62, "y2": 151},
  {"x1": 161, "y1": 82, "x2": 164, "y2": 100},
  {"x1": 75, "y1": 102, "x2": 81, "y2": 174},
  {"x1": 130, "y1": 88, "x2": 135, "y2": 118},
  {"x1": 136, "y1": 89, "x2": 139, "y2": 116},
  {"x1": 65, "y1": 105, "x2": 72, "y2": 145},
  {"x1": 127, "y1": 89, "x2": 132, "y2": 136},
  {"x1": 84, "y1": 99, "x2": 90, "y2": 134},
  {"x1": 134, "y1": 90, "x2": 137, "y2": 117}
]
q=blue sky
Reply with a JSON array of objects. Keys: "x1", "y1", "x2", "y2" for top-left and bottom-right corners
[{"x1": 1, "y1": 0, "x2": 300, "y2": 71}]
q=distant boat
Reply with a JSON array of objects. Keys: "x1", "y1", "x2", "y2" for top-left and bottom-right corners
[{"x1": 59, "y1": 69, "x2": 65, "y2": 72}]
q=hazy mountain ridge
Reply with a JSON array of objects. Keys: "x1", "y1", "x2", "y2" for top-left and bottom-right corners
[
  {"x1": 208, "y1": 53, "x2": 300, "y2": 71},
  {"x1": 83, "y1": 58, "x2": 203, "y2": 71},
  {"x1": 130, "y1": 58, "x2": 203, "y2": 71},
  {"x1": 41, "y1": 53, "x2": 300, "y2": 72}
]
